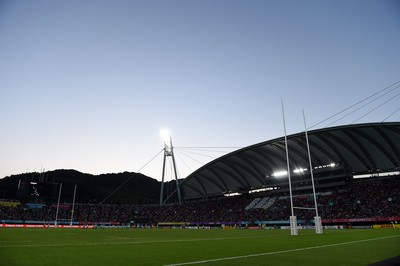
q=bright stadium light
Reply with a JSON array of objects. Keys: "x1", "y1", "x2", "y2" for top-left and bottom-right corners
[
  {"x1": 272, "y1": 170, "x2": 288, "y2": 177},
  {"x1": 160, "y1": 128, "x2": 172, "y2": 154},
  {"x1": 160, "y1": 128, "x2": 170, "y2": 144},
  {"x1": 159, "y1": 128, "x2": 182, "y2": 206},
  {"x1": 293, "y1": 168, "x2": 307, "y2": 174},
  {"x1": 314, "y1": 162, "x2": 337, "y2": 169}
]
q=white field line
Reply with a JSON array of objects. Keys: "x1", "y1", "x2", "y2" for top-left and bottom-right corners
[
  {"x1": 107, "y1": 236, "x2": 136, "y2": 240},
  {"x1": 164, "y1": 235, "x2": 400, "y2": 266},
  {"x1": 0, "y1": 235, "x2": 273, "y2": 248},
  {"x1": 0, "y1": 240, "x2": 33, "y2": 243}
]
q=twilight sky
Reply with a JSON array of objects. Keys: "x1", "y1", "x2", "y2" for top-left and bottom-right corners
[{"x1": 1, "y1": 0, "x2": 399, "y2": 181}]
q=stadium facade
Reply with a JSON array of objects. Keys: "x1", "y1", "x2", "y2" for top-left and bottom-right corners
[
  {"x1": 1, "y1": 122, "x2": 399, "y2": 229},
  {"x1": 181, "y1": 122, "x2": 400, "y2": 200}
]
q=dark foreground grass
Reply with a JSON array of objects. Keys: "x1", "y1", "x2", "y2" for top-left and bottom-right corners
[{"x1": 0, "y1": 228, "x2": 399, "y2": 266}]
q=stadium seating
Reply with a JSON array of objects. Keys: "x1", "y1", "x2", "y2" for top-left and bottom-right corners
[{"x1": 1, "y1": 176, "x2": 399, "y2": 226}]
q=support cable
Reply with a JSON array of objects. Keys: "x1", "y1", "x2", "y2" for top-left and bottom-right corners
[
  {"x1": 351, "y1": 91, "x2": 400, "y2": 124},
  {"x1": 99, "y1": 149, "x2": 164, "y2": 204},
  {"x1": 309, "y1": 80, "x2": 400, "y2": 129},
  {"x1": 176, "y1": 146, "x2": 242, "y2": 149},
  {"x1": 178, "y1": 149, "x2": 220, "y2": 160},
  {"x1": 382, "y1": 106, "x2": 400, "y2": 122},
  {"x1": 174, "y1": 152, "x2": 194, "y2": 175},
  {"x1": 177, "y1": 151, "x2": 208, "y2": 165},
  {"x1": 325, "y1": 84, "x2": 400, "y2": 127}
]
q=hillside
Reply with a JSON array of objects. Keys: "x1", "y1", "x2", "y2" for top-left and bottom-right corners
[{"x1": 0, "y1": 170, "x2": 168, "y2": 204}]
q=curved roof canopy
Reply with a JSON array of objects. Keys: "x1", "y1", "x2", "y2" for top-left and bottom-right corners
[{"x1": 181, "y1": 122, "x2": 400, "y2": 199}]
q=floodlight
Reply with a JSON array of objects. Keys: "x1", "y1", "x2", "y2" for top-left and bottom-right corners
[
  {"x1": 160, "y1": 128, "x2": 170, "y2": 144},
  {"x1": 160, "y1": 128, "x2": 173, "y2": 155},
  {"x1": 272, "y1": 170, "x2": 288, "y2": 177},
  {"x1": 159, "y1": 128, "x2": 182, "y2": 206},
  {"x1": 293, "y1": 168, "x2": 307, "y2": 174}
]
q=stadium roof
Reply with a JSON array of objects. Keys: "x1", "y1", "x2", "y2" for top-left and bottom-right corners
[{"x1": 181, "y1": 122, "x2": 400, "y2": 199}]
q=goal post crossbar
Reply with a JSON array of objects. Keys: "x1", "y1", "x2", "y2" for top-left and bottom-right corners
[{"x1": 293, "y1": 206, "x2": 316, "y2": 210}]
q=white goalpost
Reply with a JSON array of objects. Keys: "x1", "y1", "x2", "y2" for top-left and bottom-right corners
[
  {"x1": 281, "y1": 98, "x2": 298, "y2": 236},
  {"x1": 303, "y1": 109, "x2": 323, "y2": 234},
  {"x1": 281, "y1": 99, "x2": 323, "y2": 235}
]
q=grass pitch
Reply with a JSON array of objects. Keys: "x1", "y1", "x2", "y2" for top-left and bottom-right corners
[{"x1": 0, "y1": 228, "x2": 399, "y2": 265}]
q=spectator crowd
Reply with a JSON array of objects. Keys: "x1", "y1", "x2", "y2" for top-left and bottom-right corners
[{"x1": 1, "y1": 176, "x2": 399, "y2": 225}]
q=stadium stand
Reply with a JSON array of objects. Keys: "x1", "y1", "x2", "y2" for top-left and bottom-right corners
[
  {"x1": 2, "y1": 122, "x2": 399, "y2": 229},
  {"x1": 1, "y1": 175, "x2": 399, "y2": 227}
]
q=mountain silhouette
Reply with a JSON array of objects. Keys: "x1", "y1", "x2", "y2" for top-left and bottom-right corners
[{"x1": 0, "y1": 170, "x2": 179, "y2": 204}]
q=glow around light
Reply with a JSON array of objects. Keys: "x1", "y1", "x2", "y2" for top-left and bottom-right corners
[
  {"x1": 160, "y1": 128, "x2": 173, "y2": 154},
  {"x1": 314, "y1": 162, "x2": 337, "y2": 169},
  {"x1": 160, "y1": 128, "x2": 171, "y2": 144},
  {"x1": 293, "y1": 168, "x2": 307, "y2": 174},
  {"x1": 224, "y1": 192, "x2": 241, "y2": 197},
  {"x1": 353, "y1": 170, "x2": 400, "y2": 179},
  {"x1": 272, "y1": 170, "x2": 288, "y2": 177},
  {"x1": 249, "y1": 187, "x2": 276, "y2": 193}
]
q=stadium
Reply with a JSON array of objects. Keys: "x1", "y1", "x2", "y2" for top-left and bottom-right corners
[
  {"x1": 1, "y1": 122, "x2": 399, "y2": 265},
  {"x1": 2, "y1": 0, "x2": 400, "y2": 264}
]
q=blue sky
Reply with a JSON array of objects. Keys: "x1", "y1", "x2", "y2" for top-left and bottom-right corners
[{"x1": 1, "y1": 0, "x2": 399, "y2": 181}]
